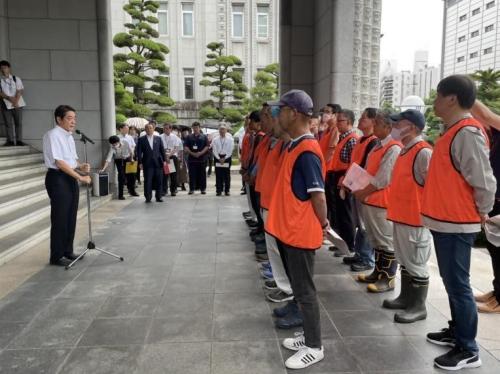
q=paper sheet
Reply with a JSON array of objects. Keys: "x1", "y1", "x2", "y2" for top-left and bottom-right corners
[
  {"x1": 342, "y1": 162, "x2": 374, "y2": 192},
  {"x1": 325, "y1": 228, "x2": 350, "y2": 255},
  {"x1": 215, "y1": 162, "x2": 230, "y2": 168}
]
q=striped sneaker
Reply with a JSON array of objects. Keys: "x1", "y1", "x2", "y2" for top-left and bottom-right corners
[
  {"x1": 285, "y1": 346, "x2": 324, "y2": 369},
  {"x1": 282, "y1": 332, "x2": 306, "y2": 351}
]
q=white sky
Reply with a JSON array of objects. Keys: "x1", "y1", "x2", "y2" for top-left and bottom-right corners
[{"x1": 380, "y1": 0, "x2": 444, "y2": 71}]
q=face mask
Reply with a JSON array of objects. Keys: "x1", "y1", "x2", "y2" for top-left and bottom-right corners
[
  {"x1": 390, "y1": 126, "x2": 411, "y2": 141},
  {"x1": 322, "y1": 113, "x2": 332, "y2": 123},
  {"x1": 271, "y1": 106, "x2": 281, "y2": 118}
]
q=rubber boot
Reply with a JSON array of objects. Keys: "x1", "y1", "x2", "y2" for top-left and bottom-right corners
[
  {"x1": 383, "y1": 267, "x2": 411, "y2": 309},
  {"x1": 357, "y1": 248, "x2": 382, "y2": 283},
  {"x1": 367, "y1": 250, "x2": 397, "y2": 293},
  {"x1": 394, "y1": 276, "x2": 429, "y2": 323}
]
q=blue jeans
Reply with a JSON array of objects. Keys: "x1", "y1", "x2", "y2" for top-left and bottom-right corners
[
  {"x1": 432, "y1": 231, "x2": 478, "y2": 353},
  {"x1": 354, "y1": 228, "x2": 374, "y2": 266}
]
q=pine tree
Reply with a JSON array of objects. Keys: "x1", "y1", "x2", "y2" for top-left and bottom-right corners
[
  {"x1": 424, "y1": 89, "x2": 441, "y2": 143},
  {"x1": 113, "y1": 0, "x2": 175, "y2": 124},
  {"x1": 471, "y1": 68, "x2": 500, "y2": 114},
  {"x1": 199, "y1": 42, "x2": 248, "y2": 124},
  {"x1": 244, "y1": 63, "x2": 279, "y2": 112}
]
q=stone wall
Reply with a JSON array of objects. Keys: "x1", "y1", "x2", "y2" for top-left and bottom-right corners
[{"x1": 0, "y1": 0, "x2": 115, "y2": 167}]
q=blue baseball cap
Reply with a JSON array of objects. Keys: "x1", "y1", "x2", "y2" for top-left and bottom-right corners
[
  {"x1": 390, "y1": 109, "x2": 426, "y2": 130},
  {"x1": 268, "y1": 89, "x2": 314, "y2": 117}
]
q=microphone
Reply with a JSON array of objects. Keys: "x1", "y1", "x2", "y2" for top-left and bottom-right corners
[{"x1": 75, "y1": 129, "x2": 95, "y2": 144}]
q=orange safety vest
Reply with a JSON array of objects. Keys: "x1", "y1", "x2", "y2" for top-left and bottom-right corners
[
  {"x1": 351, "y1": 134, "x2": 377, "y2": 167},
  {"x1": 363, "y1": 139, "x2": 402, "y2": 209},
  {"x1": 266, "y1": 136, "x2": 326, "y2": 250},
  {"x1": 319, "y1": 128, "x2": 333, "y2": 157},
  {"x1": 387, "y1": 140, "x2": 432, "y2": 227},
  {"x1": 421, "y1": 118, "x2": 489, "y2": 224},
  {"x1": 328, "y1": 131, "x2": 359, "y2": 172},
  {"x1": 240, "y1": 132, "x2": 252, "y2": 169},
  {"x1": 255, "y1": 136, "x2": 272, "y2": 193},
  {"x1": 259, "y1": 140, "x2": 285, "y2": 209}
]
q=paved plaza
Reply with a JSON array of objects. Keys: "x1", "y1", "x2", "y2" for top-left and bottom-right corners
[{"x1": 0, "y1": 188, "x2": 499, "y2": 374}]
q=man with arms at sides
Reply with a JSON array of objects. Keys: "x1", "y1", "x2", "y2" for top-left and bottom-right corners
[
  {"x1": 266, "y1": 90, "x2": 329, "y2": 369},
  {"x1": 137, "y1": 123, "x2": 165, "y2": 203}
]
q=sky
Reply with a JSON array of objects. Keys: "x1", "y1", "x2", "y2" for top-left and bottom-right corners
[{"x1": 380, "y1": 0, "x2": 444, "y2": 71}]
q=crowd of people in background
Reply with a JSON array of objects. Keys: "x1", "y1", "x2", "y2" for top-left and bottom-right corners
[{"x1": 237, "y1": 75, "x2": 500, "y2": 371}]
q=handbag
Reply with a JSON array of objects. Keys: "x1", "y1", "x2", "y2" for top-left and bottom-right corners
[
  {"x1": 125, "y1": 161, "x2": 138, "y2": 174},
  {"x1": 163, "y1": 159, "x2": 176, "y2": 175}
]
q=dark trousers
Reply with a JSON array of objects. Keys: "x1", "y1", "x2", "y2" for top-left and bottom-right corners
[
  {"x1": 487, "y1": 200, "x2": 500, "y2": 302},
  {"x1": 249, "y1": 185, "x2": 263, "y2": 228},
  {"x1": 188, "y1": 161, "x2": 207, "y2": 192},
  {"x1": 163, "y1": 157, "x2": 179, "y2": 195},
  {"x1": 277, "y1": 240, "x2": 321, "y2": 348},
  {"x1": 331, "y1": 171, "x2": 356, "y2": 251},
  {"x1": 215, "y1": 158, "x2": 231, "y2": 193},
  {"x1": 325, "y1": 172, "x2": 336, "y2": 223},
  {"x1": 432, "y1": 231, "x2": 478, "y2": 353},
  {"x1": 45, "y1": 169, "x2": 79, "y2": 262},
  {"x1": 143, "y1": 166, "x2": 163, "y2": 201},
  {"x1": 115, "y1": 159, "x2": 136, "y2": 197},
  {"x1": 0, "y1": 105, "x2": 23, "y2": 143}
]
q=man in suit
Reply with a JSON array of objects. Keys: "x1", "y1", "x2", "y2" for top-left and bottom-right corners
[{"x1": 137, "y1": 123, "x2": 165, "y2": 203}]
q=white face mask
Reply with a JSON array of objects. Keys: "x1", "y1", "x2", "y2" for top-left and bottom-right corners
[
  {"x1": 322, "y1": 113, "x2": 332, "y2": 123},
  {"x1": 390, "y1": 126, "x2": 411, "y2": 141}
]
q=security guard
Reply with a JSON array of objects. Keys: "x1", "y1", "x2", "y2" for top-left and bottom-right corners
[{"x1": 43, "y1": 105, "x2": 91, "y2": 267}]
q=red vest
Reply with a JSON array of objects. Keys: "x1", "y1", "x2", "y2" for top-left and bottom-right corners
[
  {"x1": 363, "y1": 139, "x2": 402, "y2": 209},
  {"x1": 266, "y1": 137, "x2": 326, "y2": 250},
  {"x1": 328, "y1": 131, "x2": 359, "y2": 172},
  {"x1": 421, "y1": 118, "x2": 489, "y2": 224},
  {"x1": 387, "y1": 141, "x2": 432, "y2": 227}
]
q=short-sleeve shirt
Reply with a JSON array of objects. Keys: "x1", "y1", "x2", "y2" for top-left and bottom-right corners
[
  {"x1": 43, "y1": 126, "x2": 78, "y2": 169},
  {"x1": 185, "y1": 133, "x2": 209, "y2": 162},
  {"x1": 289, "y1": 135, "x2": 325, "y2": 201},
  {"x1": 0, "y1": 74, "x2": 26, "y2": 109}
]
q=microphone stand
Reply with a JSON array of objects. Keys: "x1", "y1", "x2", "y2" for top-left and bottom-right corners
[{"x1": 66, "y1": 131, "x2": 124, "y2": 270}]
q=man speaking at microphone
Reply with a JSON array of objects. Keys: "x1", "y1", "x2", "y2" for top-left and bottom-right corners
[{"x1": 43, "y1": 105, "x2": 91, "y2": 267}]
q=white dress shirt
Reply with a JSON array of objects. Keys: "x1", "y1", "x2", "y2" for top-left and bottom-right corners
[
  {"x1": 105, "y1": 140, "x2": 131, "y2": 162},
  {"x1": 118, "y1": 133, "x2": 136, "y2": 151},
  {"x1": 161, "y1": 133, "x2": 182, "y2": 157},
  {"x1": 0, "y1": 74, "x2": 26, "y2": 109},
  {"x1": 43, "y1": 126, "x2": 78, "y2": 169},
  {"x1": 147, "y1": 135, "x2": 154, "y2": 149},
  {"x1": 212, "y1": 134, "x2": 235, "y2": 160}
]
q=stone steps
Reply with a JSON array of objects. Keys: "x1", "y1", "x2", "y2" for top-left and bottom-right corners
[{"x1": 0, "y1": 144, "x2": 112, "y2": 265}]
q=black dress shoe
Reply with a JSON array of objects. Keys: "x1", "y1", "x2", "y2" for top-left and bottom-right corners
[
  {"x1": 145, "y1": 199, "x2": 152, "y2": 203},
  {"x1": 201, "y1": 191, "x2": 206, "y2": 195},
  {"x1": 3, "y1": 141, "x2": 14, "y2": 147},
  {"x1": 130, "y1": 192, "x2": 139, "y2": 196},
  {"x1": 50, "y1": 258, "x2": 72, "y2": 267},
  {"x1": 156, "y1": 198, "x2": 164, "y2": 202},
  {"x1": 171, "y1": 192, "x2": 176, "y2": 197},
  {"x1": 188, "y1": 191, "x2": 194, "y2": 195},
  {"x1": 216, "y1": 192, "x2": 222, "y2": 196},
  {"x1": 118, "y1": 196, "x2": 126, "y2": 200},
  {"x1": 225, "y1": 192, "x2": 230, "y2": 196},
  {"x1": 64, "y1": 252, "x2": 84, "y2": 261},
  {"x1": 15, "y1": 141, "x2": 27, "y2": 146}
]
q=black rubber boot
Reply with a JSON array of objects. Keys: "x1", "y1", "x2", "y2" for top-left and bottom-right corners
[
  {"x1": 394, "y1": 276, "x2": 429, "y2": 323},
  {"x1": 367, "y1": 250, "x2": 397, "y2": 293},
  {"x1": 357, "y1": 248, "x2": 382, "y2": 283},
  {"x1": 383, "y1": 267, "x2": 410, "y2": 309}
]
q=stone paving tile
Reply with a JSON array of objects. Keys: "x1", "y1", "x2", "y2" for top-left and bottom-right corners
[
  {"x1": 0, "y1": 348, "x2": 70, "y2": 374},
  {"x1": 0, "y1": 322, "x2": 27, "y2": 349},
  {"x1": 97, "y1": 296, "x2": 159, "y2": 318},
  {"x1": 77, "y1": 318, "x2": 150, "y2": 347}
]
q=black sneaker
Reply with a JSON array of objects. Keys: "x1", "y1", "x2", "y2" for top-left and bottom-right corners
[
  {"x1": 266, "y1": 290, "x2": 294, "y2": 303},
  {"x1": 427, "y1": 326, "x2": 456, "y2": 347},
  {"x1": 434, "y1": 346, "x2": 482, "y2": 371},
  {"x1": 264, "y1": 280, "x2": 278, "y2": 290}
]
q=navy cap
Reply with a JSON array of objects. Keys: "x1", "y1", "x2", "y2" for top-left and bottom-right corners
[
  {"x1": 390, "y1": 109, "x2": 426, "y2": 130},
  {"x1": 268, "y1": 89, "x2": 314, "y2": 116}
]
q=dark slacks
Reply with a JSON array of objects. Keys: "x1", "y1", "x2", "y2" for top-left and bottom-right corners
[
  {"x1": 45, "y1": 169, "x2": 79, "y2": 262},
  {"x1": 249, "y1": 185, "x2": 263, "y2": 228},
  {"x1": 215, "y1": 158, "x2": 231, "y2": 193},
  {"x1": 325, "y1": 172, "x2": 336, "y2": 223},
  {"x1": 114, "y1": 159, "x2": 126, "y2": 197},
  {"x1": 143, "y1": 166, "x2": 163, "y2": 201},
  {"x1": 0, "y1": 103, "x2": 23, "y2": 143},
  {"x1": 188, "y1": 161, "x2": 207, "y2": 192},
  {"x1": 163, "y1": 156, "x2": 179, "y2": 195},
  {"x1": 331, "y1": 171, "x2": 356, "y2": 251},
  {"x1": 487, "y1": 200, "x2": 500, "y2": 302},
  {"x1": 277, "y1": 240, "x2": 321, "y2": 348}
]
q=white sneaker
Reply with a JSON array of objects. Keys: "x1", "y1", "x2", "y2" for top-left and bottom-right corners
[
  {"x1": 285, "y1": 346, "x2": 324, "y2": 369},
  {"x1": 282, "y1": 332, "x2": 306, "y2": 351}
]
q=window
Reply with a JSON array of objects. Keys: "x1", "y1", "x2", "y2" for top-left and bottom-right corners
[
  {"x1": 158, "y1": 1, "x2": 168, "y2": 35},
  {"x1": 183, "y1": 68, "x2": 194, "y2": 100},
  {"x1": 485, "y1": 24, "x2": 494, "y2": 33},
  {"x1": 486, "y1": 1, "x2": 495, "y2": 9},
  {"x1": 459, "y1": 14, "x2": 467, "y2": 21},
  {"x1": 232, "y1": 4, "x2": 244, "y2": 38},
  {"x1": 471, "y1": 30, "x2": 479, "y2": 38},
  {"x1": 182, "y1": 3, "x2": 194, "y2": 37},
  {"x1": 470, "y1": 51, "x2": 478, "y2": 59},
  {"x1": 457, "y1": 56, "x2": 465, "y2": 62},
  {"x1": 472, "y1": 7, "x2": 480, "y2": 15},
  {"x1": 458, "y1": 35, "x2": 466, "y2": 42},
  {"x1": 257, "y1": 5, "x2": 269, "y2": 38},
  {"x1": 484, "y1": 47, "x2": 493, "y2": 55}
]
